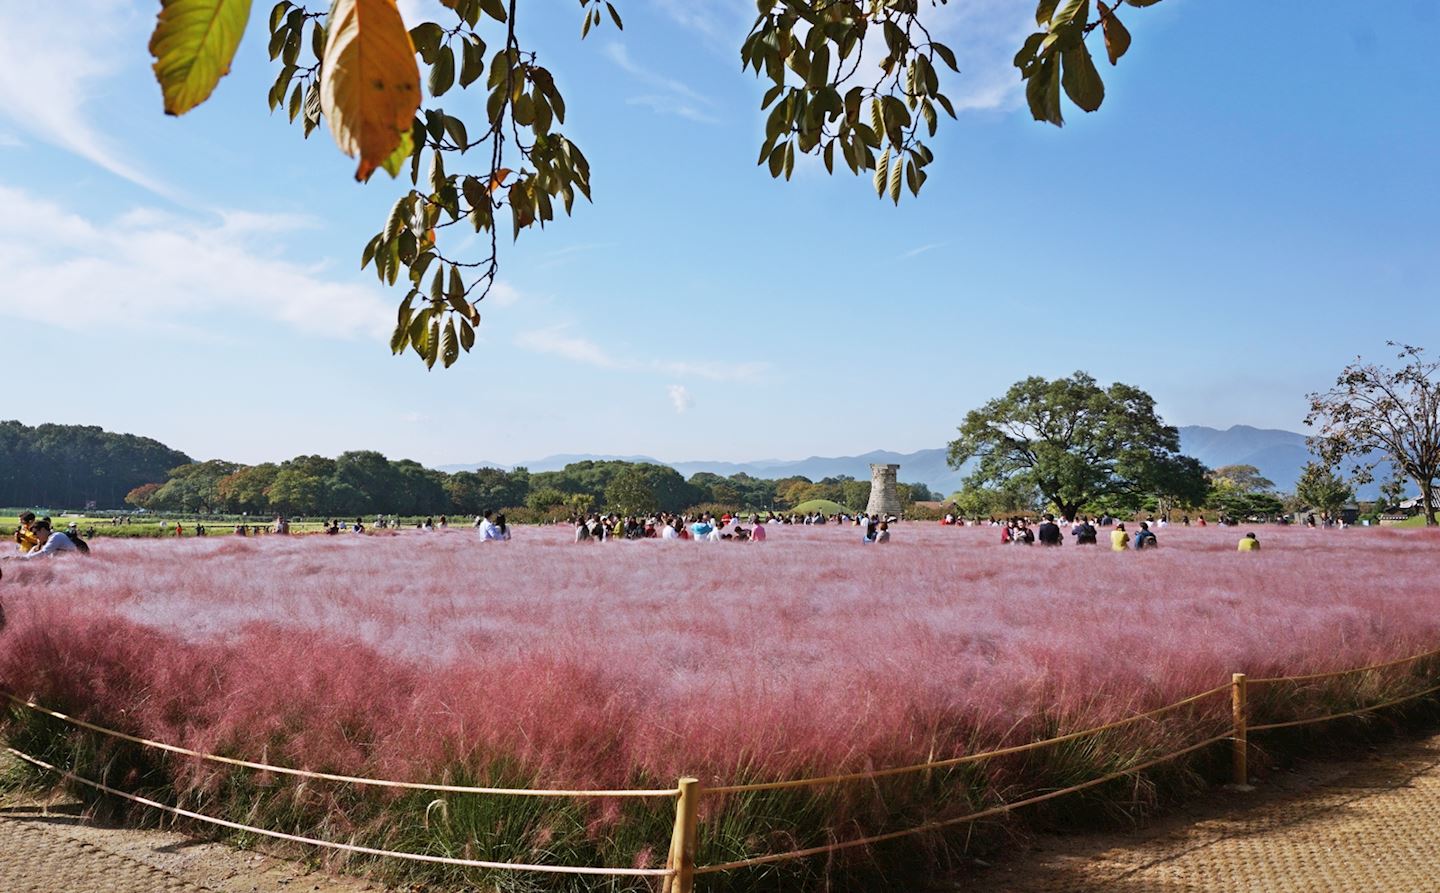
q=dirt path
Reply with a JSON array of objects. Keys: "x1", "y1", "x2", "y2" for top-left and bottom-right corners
[
  {"x1": 4, "y1": 733, "x2": 1440, "y2": 892},
  {"x1": 980, "y1": 730, "x2": 1440, "y2": 892},
  {"x1": 0, "y1": 795, "x2": 384, "y2": 893}
]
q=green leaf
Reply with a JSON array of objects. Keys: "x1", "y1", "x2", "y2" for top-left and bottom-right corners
[
  {"x1": 447, "y1": 264, "x2": 465, "y2": 300},
  {"x1": 409, "y1": 21, "x2": 444, "y2": 60},
  {"x1": 459, "y1": 318, "x2": 475, "y2": 351},
  {"x1": 269, "y1": 1, "x2": 292, "y2": 33},
  {"x1": 441, "y1": 318, "x2": 459, "y2": 367},
  {"x1": 932, "y1": 41, "x2": 958, "y2": 72},
  {"x1": 873, "y1": 147, "x2": 890, "y2": 198},
  {"x1": 605, "y1": 1, "x2": 623, "y2": 29},
  {"x1": 460, "y1": 38, "x2": 486, "y2": 87},
  {"x1": 766, "y1": 142, "x2": 786, "y2": 178},
  {"x1": 479, "y1": 0, "x2": 507, "y2": 22},
  {"x1": 379, "y1": 127, "x2": 415, "y2": 178},
  {"x1": 1061, "y1": 43, "x2": 1104, "y2": 112},
  {"x1": 287, "y1": 82, "x2": 303, "y2": 122},
  {"x1": 889, "y1": 153, "x2": 903, "y2": 204},
  {"x1": 150, "y1": 0, "x2": 254, "y2": 115},
  {"x1": 429, "y1": 45, "x2": 455, "y2": 97},
  {"x1": 1026, "y1": 55, "x2": 1064, "y2": 126}
]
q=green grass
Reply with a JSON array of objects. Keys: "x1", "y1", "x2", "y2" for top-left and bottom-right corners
[
  {"x1": 788, "y1": 499, "x2": 852, "y2": 516},
  {"x1": 0, "y1": 514, "x2": 335, "y2": 540}
]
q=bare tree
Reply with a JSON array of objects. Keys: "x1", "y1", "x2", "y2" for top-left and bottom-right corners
[{"x1": 1307, "y1": 343, "x2": 1440, "y2": 526}]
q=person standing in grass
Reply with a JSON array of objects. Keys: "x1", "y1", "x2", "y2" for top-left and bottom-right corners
[
  {"x1": 1111, "y1": 522, "x2": 1130, "y2": 551},
  {"x1": 1238, "y1": 532, "x2": 1261, "y2": 552},
  {"x1": 1037, "y1": 514, "x2": 1062, "y2": 546}
]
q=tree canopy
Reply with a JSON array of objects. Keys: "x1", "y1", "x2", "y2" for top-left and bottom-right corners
[
  {"x1": 1294, "y1": 462, "x2": 1354, "y2": 517},
  {"x1": 1307, "y1": 343, "x2": 1440, "y2": 526},
  {"x1": 946, "y1": 372, "x2": 1206, "y2": 520},
  {"x1": 143, "y1": 0, "x2": 1179, "y2": 368},
  {"x1": 0, "y1": 420, "x2": 193, "y2": 509}
]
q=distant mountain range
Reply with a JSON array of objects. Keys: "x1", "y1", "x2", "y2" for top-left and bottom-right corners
[{"x1": 437, "y1": 424, "x2": 1375, "y2": 497}]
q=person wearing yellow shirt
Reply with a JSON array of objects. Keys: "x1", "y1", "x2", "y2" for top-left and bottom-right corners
[
  {"x1": 13, "y1": 511, "x2": 38, "y2": 554},
  {"x1": 1110, "y1": 522, "x2": 1130, "y2": 551},
  {"x1": 1238, "y1": 532, "x2": 1260, "y2": 552}
]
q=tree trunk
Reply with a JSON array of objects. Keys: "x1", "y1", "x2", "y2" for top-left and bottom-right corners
[{"x1": 1424, "y1": 479, "x2": 1438, "y2": 527}]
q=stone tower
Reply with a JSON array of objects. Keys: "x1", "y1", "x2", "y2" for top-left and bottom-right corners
[{"x1": 866, "y1": 463, "x2": 902, "y2": 517}]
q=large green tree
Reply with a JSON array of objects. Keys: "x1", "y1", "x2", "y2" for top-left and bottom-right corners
[
  {"x1": 946, "y1": 372, "x2": 1206, "y2": 520},
  {"x1": 604, "y1": 466, "x2": 657, "y2": 516},
  {"x1": 140, "y1": 0, "x2": 1180, "y2": 368},
  {"x1": 1307, "y1": 343, "x2": 1440, "y2": 526},
  {"x1": 1294, "y1": 461, "x2": 1354, "y2": 517}
]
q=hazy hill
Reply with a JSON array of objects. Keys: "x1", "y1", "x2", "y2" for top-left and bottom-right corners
[{"x1": 440, "y1": 425, "x2": 1361, "y2": 497}]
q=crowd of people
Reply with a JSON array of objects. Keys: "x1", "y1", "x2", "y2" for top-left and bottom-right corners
[
  {"x1": 7, "y1": 505, "x2": 1271, "y2": 560},
  {"x1": 565, "y1": 510, "x2": 903, "y2": 543}
]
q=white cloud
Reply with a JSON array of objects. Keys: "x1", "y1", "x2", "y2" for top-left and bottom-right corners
[
  {"x1": 486, "y1": 281, "x2": 523, "y2": 309},
  {"x1": 667, "y1": 384, "x2": 694, "y2": 413},
  {"x1": 513, "y1": 327, "x2": 622, "y2": 368},
  {"x1": 626, "y1": 95, "x2": 721, "y2": 124},
  {"x1": 649, "y1": 0, "x2": 752, "y2": 50},
  {"x1": 926, "y1": 0, "x2": 1038, "y2": 113},
  {"x1": 0, "y1": 185, "x2": 393, "y2": 340},
  {"x1": 901, "y1": 242, "x2": 946, "y2": 259},
  {"x1": 0, "y1": 2, "x2": 178, "y2": 199},
  {"x1": 606, "y1": 43, "x2": 721, "y2": 123}
]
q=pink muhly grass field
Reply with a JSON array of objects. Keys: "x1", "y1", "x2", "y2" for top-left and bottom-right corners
[{"x1": 2, "y1": 523, "x2": 1439, "y2": 885}]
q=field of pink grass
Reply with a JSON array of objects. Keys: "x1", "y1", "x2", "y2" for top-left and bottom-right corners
[{"x1": 2, "y1": 523, "x2": 1439, "y2": 887}]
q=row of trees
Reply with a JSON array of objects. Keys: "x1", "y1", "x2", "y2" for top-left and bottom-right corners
[
  {"x1": 123, "y1": 453, "x2": 936, "y2": 518},
  {"x1": 945, "y1": 351, "x2": 1440, "y2": 524},
  {"x1": 0, "y1": 421, "x2": 193, "y2": 509}
]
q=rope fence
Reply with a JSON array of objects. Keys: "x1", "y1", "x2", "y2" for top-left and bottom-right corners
[
  {"x1": 5, "y1": 641, "x2": 1440, "y2": 893},
  {"x1": 0, "y1": 693, "x2": 676, "y2": 799},
  {"x1": 2, "y1": 747, "x2": 673, "y2": 878}
]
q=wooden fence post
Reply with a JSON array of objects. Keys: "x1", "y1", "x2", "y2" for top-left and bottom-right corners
[
  {"x1": 665, "y1": 777, "x2": 700, "y2": 893},
  {"x1": 1230, "y1": 673, "x2": 1252, "y2": 790}
]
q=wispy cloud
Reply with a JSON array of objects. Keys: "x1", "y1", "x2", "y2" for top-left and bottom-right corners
[
  {"x1": 649, "y1": 0, "x2": 752, "y2": 51},
  {"x1": 901, "y1": 242, "x2": 946, "y2": 259},
  {"x1": 606, "y1": 42, "x2": 721, "y2": 123},
  {"x1": 0, "y1": 2, "x2": 180, "y2": 199},
  {"x1": 0, "y1": 132, "x2": 22, "y2": 148},
  {"x1": 626, "y1": 96, "x2": 721, "y2": 124},
  {"x1": 667, "y1": 384, "x2": 694, "y2": 413},
  {"x1": 0, "y1": 185, "x2": 393, "y2": 340},
  {"x1": 514, "y1": 325, "x2": 767, "y2": 383},
  {"x1": 913, "y1": 0, "x2": 1035, "y2": 113},
  {"x1": 514, "y1": 327, "x2": 623, "y2": 368}
]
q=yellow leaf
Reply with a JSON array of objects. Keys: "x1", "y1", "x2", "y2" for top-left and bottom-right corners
[
  {"x1": 149, "y1": 0, "x2": 253, "y2": 116},
  {"x1": 321, "y1": 0, "x2": 421, "y2": 181}
]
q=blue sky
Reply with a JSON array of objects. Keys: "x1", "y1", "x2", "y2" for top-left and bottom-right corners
[{"x1": 0, "y1": 0, "x2": 1436, "y2": 467}]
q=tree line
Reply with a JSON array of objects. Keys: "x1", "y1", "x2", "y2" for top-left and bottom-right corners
[
  {"x1": 0, "y1": 421, "x2": 193, "y2": 510},
  {"x1": 116, "y1": 453, "x2": 936, "y2": 518}
]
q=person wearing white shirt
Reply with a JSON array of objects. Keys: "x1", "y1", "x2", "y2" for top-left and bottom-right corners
[
  {"x1": 476, "y1": 510, "x2": 500, "y2": 541},
  {"x1": 18, "y1": 521, "x2": 78, "y2": 558}
]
